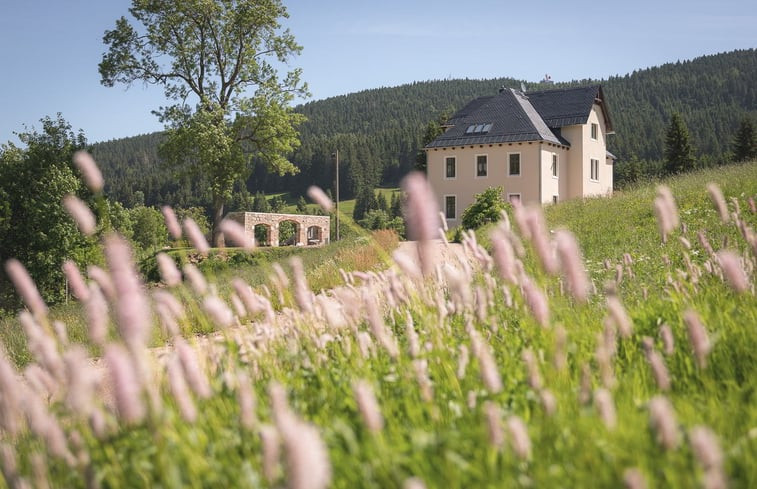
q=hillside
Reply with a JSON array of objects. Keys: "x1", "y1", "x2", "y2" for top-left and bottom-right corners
[{"x1": 90, "y1": 49, "x2": 757, "y2": 210}]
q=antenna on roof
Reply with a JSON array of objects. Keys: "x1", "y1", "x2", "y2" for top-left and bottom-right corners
[{"x1": 520, "y1": 82, "x2": 527, "y2": 93}]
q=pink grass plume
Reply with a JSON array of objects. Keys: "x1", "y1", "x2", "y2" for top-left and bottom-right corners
[
  {"x1": 219, "y1": 219, "x2": 254, "y2": 249},
  {"x1": 105, "y1": 234, "x2": 151, "y2": 347},
  {"x1": 707, "y1": 183, "x2": 730, "y2": 223},
  {"x1": 161, "y1": 206, "x2": 182, "y2": 240},
  {"x1": 353, "y1": 380, "x2": 384, "y2": 433},
  {"x1": 62, "y1": 260, "x2": 89, "y2": 302},
  {"x1": 506, "y1": 415, "x2": 531, "y2": 459},
  {"x1": 555, "y1": 229, "x2": 590, "y2": 302},
  {"x1": 156, "y1": 253, "x2": 182, "y2": 287},
  {"x1": 484, "y1": 401, "x2": 504, "y2": 448},
  {"x1": 63, "y1": 194, "x2": 96, "y2": 236},
  {"x1": 716, "y1": 250, "x2": 749, "y2": 293},
  {"x1": 595, "y1": 388, "x2": 617, "y2": 430},
  {"x1": 73, "y1": 151, "x2": 104, "y2": 193},
  {"x1": 684, "y1": 309, "x2": 711, "y2": 368},
  {"x1": 306, "y1": 186, "x2": 334, "y2": 212},
  {"x1": 649, "y1": 395, "x2": 679, "y2": 450},
  {"x1": 183, "y1": 218, "x2": 210, "y2": 255},
  {"x1": 4, "y1": 259, "x2": 48, "y2": 320},
  {"x1": 401, "y1": 172, "x2": 440, "y2": 276},
  {"x1": 105, "y1": 344, "x2": 145, "y2": 424}
]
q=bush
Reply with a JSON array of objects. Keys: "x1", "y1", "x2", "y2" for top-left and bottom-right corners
[{"x1": 461, "y1": 186, "x2": 507, "y2": 230}]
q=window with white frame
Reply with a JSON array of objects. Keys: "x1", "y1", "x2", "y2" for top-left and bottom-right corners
[
  {"x1": 508, "y1": 153, "x2": 521, "y2": 176},
  {"x1": 507, "y1": 193, "x2": 521, "y2": 204},
  {"x1": 476, "y1": 154, "x2": 488, "y2": 177},
  {"x1": 591, "y1": 123, "x2": 598, "y2": 140},
  {"x1": 445, "y1": 195, "x2": 456, "y2": 219},
  {"x1": 445, "y1": 156, "x2": 456, "y2": 178},
  {"x1": 590, "y1": 158, "x2": 599, "y2": 181},
  {"x1": 553, "y1": 195, "x2": 558, "y2": 204},
  {"x1": 551, "y1": 153, "x2": 558, "y2": 177}
]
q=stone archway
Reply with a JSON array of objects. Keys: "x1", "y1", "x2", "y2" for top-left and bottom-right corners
[
  {"x1": 253, "y1": 223, "x2": 272, "y2": 246},
  {"x1": 226, "y1": 212, "x2": 330, "y2": 248}
]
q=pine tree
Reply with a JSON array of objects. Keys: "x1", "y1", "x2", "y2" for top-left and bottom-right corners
[
  {"x1": 663, "y1": 113, "x2": 696, "y2": 175},
  {"x1": 732, "y1": 117, "x2": 757, "y2": 162},
  {"x1": 252, "y1": 192, "x2": 270, "y2": 213}
]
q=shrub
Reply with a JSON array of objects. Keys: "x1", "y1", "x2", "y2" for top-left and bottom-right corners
[{"x1": 461, "y1": 186, "x2": 507, "y2": 230}]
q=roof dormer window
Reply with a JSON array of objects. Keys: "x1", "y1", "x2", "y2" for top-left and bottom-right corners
[{"x1": 465, "y1": 123, "x2": 493, "y2": 135}]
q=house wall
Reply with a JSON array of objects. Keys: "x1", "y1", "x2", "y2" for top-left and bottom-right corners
[
  {"x1": 540, "y1": 145, "x2": 570, "y2": 204},
  {"x1": 562, "y1": 104, "x2": 613, "y2": 199},
  {"x1": 427, "y1": 141, "x2": 564, "y2": 227}
]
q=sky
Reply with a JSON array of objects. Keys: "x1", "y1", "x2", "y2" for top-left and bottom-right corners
[{"x1": 0, "y1": 0, "x2": 755, "y2": 145}]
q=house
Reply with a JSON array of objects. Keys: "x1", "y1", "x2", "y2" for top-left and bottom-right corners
[{"x1": 424, "y1": 85, "x2": 615, "y2": 226}]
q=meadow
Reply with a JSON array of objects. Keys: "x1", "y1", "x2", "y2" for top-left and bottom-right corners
[{"x1": 0, "y1": 162, "x2": 755, "y2": 488}]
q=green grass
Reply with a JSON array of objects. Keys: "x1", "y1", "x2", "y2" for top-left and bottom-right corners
[{"x1": 1, "y1": 165, "x2": 755, "y2": 488}]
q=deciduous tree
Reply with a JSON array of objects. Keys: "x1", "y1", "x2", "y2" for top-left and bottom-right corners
[{"x1": 99, "y1": 0, "x2": 308, "y2": 245}]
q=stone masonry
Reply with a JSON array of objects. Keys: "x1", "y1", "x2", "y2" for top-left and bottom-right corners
[{"x1": 226, "y1": 212, "x2": 330, "y2": 247}]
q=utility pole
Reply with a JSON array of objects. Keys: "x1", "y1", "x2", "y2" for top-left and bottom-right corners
[{"x1": 332, "y1": 150, "x2": 340, "y2": 241}]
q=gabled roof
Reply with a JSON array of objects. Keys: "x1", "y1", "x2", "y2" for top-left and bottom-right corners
[
  {"x1": 425, "y1": 85, "x2": 613, "y2": 150},
  {"x1": 527, "y1": 85, "x2": 614, "y2": 133},
  {"x1": 425, "y1": 88, "x2": 566, "y2": 149}
]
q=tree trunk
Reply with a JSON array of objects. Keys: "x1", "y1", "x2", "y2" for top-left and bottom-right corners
[{"x1": 212, "y1": 195, "x2": 226, "y2": 248}]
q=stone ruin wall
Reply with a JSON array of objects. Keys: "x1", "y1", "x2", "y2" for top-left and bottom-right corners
[{"x1": 226, "y1": 212, "x2": 330, "y2": 247}]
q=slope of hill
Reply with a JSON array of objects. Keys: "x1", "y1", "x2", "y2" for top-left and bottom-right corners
[{"x1": 90, "y1": 49, "x2": 757, "y2": 210}]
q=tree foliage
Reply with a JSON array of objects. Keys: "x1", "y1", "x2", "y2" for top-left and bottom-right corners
[
  {"x1": 461, "y1": 187, "x2": 507, "y2": 230},
  {"x1": 0, "y1": 116, "x2": 97, "y2": 309},
  {"x1": 99, "y1": 0, "x2": 308, "y2": 245},
  {"x1": 732, "y1": 116, "x2": 757, "y2": 162},
  {"x1": 663, "y1": 113, "x2": 697, "y2": 175}
]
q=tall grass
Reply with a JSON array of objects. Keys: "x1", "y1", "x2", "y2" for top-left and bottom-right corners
[{"x1": 0, "y1": 163, "x2": 755, "y2": 488}]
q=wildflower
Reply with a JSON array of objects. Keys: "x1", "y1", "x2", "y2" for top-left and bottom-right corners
[
  {"x1": 353, "y1": 380, "x2": 383, "y2": 433},
  {"x1": 716, "y1": 250, "x2": 748, "y2": 293},
  {"x1": 684, "y1": 309, "x2": 711, "y2": 368},
  {"x1": 62, "y1": 194, "x2": 96, "y2": 236},
  {"x1": 707, "y1": 183, "x2": 729, "y2": 223},
  {"x1": 219, "y1": 219, "x2": 254, "y2": 249},
  {"x1": 413, "y1": 359, "x2": 433, "y2": 402},
  {"x1": 260, "y1": 424, "x2": 281, "y2": 483},
  {"x1": 521, "y1": 348, "x2": 542, "y2": 390},
  {"x1": 404, "y1": 478, "x2": 427, "y2": 489},
  {"x1": 87, "y1": 265, "x2": 115, "y2": 300},
  {"x1": 105, "y1": 234, "x2": 151, "y2": 347},
  {"x1": 649, "y1": 395, "x2": 679, "y2": 450},
  {"x1": 73, "y1": 151, "x2": 104, "y2": 193},
  {"x1": 306, "y1": 186, "x2": 333, "y2": 212},
  {"x1": 623, "y1": 468, "x2": 647, "y2": 489},
  {"x1": 506, "y1": 416, "x2": 531, "y2": 459},
  {"x1": 85, "y1": 283, "x2": 108, "y2": 346},
  {"x1": 483, "y1": 401, "x2": 504, "y2": 448},
  {"x1": 554, "y1": 325, "x2": 567, "y2": 371},
  {"x1": 607, "y1": 295, "x2": 633, "y2": 338},
  {"x1": 62, "y1": 260, "x2": 90, "y2": 301},
  {"x1": 161, "y1": 206, "x2": 182, "y2": 240},
  {"x1": 269, "y1": 383, "x2": 332, "y2": 489},
  {"x1": 203, "y1": 295, "x2": 234, "y2": 328},
  {"x1": 689, "y1": 426, "x2": 723, "y2": 471},
  {"x1": 105, "y1": 344, "x2": 145, "y2": 424},
  {"x1": 183, "y1": 218, "x2": 210, "y2": 255},
  {"x1": 401, "y1": 172, "x2": 440, "y2": 276},
  {"x1": 470, "y1": 330, "x2": 502, "y2": 394},
  {"x1": 167, "y1": 355, "x2": 197, "y2": 422},
  {"x1": 660, "y1": 323, "x2": 675, "y2": 356},
  {"x1": 523, "y1": 206, "x2": 559, "y2": 274},
  {"x1": 645, "y1": 347, "x2": 671, "y2": 391},
  {"x1": 63, "y1": 345, "x2": 97, "y2": 417},
  {"x1": 291, "y1": 257, "x2": 314, "y2": 314},
  {"x1": 555, "y1": 229, "x2": 590, "y2": 302},
  {"x1": 521, "y1": 275, "x2": 550, "y2": 327},
  {"x1": 175, "y1": 338, "x2": 211, "y2": 399},
  {"x1": 490, "y1": 225, "x2": 518, "y2": 284},
  {"x1": 4, "y1": 259, "x2": 48, "y2": 320},
  {"x1": 595, "y1": 388, "x2": 617, "y2": 430},
  {"x1": 183, "y1": 263, "x2": 208, "y2": 295},
  {"x1": 457, "y1": 344, "x2": 469, "y2": 379},
  {"x1": 540, "y1": 389, "x2": 557, "y2": 416},
  {"x1": 156, "y1": 253, "x2": 182, "y2": 287}
]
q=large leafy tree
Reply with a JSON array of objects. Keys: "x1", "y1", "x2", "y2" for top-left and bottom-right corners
[
  {"x1": 99, "y1": 0, "x2": 308, "y2": 245},
  {"x1": 0, "y1": 116, "x2": 98, "y2": 308},
  {"x1": 732, "y1": 116, "x2": 757, "y2": 163},
  {"x1": 663, "y1": 113, "x2": 696, "y2": 175}
]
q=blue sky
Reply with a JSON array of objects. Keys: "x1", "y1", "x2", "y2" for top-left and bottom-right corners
[{"x1": 1, "y1": 0, "x2": 755, "y2": 144}]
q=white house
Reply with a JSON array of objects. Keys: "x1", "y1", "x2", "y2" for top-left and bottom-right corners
[{"x1": 424, "y1": 85, "x2": 615, "y2": 226}]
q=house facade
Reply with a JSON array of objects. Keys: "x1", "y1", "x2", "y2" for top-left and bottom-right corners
[{"x1": 425, "y1": 85, "x2": 615, "y2": 226}]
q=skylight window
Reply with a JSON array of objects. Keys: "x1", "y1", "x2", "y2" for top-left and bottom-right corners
[{"x1": 465, "y1": 123, "x2": 493, "y2": 135}]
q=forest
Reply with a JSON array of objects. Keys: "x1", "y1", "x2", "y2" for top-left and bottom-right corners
[{"x1": 89, "y1": 48, "x2": 757, "y2": 213}]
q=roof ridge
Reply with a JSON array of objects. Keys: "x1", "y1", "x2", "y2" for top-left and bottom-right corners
[{"x1": 510, "y1": 89, "x2": 562, "y2": 144}]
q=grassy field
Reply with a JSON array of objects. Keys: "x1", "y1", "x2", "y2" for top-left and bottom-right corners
[{"x1": 0, "y1": 164, "x2": 755, "y2": 488}]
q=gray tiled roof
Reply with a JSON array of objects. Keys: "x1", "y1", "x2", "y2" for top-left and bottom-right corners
[
  {"x1": 426, "y1": 85, "x2": 612, "y2": 150},
  {"x1": 426, "y1": 89, "x2": 564, "y2": 149}
]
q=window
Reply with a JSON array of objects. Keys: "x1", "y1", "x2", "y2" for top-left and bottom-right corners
[
  {"x1": 553, "y1": 195, "x2": 558, "y2": 204},
  {"x1": 445, "y1": 195, "x2": 456, "y2": 219},
  {"x1": 591, "y1": 123, "x2": 598, "y2": 140},
  {"x1": 476, "y1": 155, "x2": 488, "y2": 177},
  {"x1": 465, "y1": 123, "x2": 493, "y2": 134},
  {"x1": 445, "y1": 156, "x2": 456, "y2": 178},
  {"x1": 508, "y1": 153, "x2": 521, "y2": 176},
  {"x1": 508, "y1": 193, "x2": 521, "y2": 204},
  {"x1": 551, "y1": 154, "x2": 558, "y2": 178},
  {"x1": 590, "y1": 158, "x2": 599, "y2": 181}
]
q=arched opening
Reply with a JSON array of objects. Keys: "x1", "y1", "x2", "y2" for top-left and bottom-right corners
[
  {"x1": 307, "y1": 226, "x2": 324, "y2": 245},
  {"x1": 254, "y1": 223, "x2": 271, "y2": 246},
  {"x1": 278, "y1": 220, "x2": 301, "y2": 246}
]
